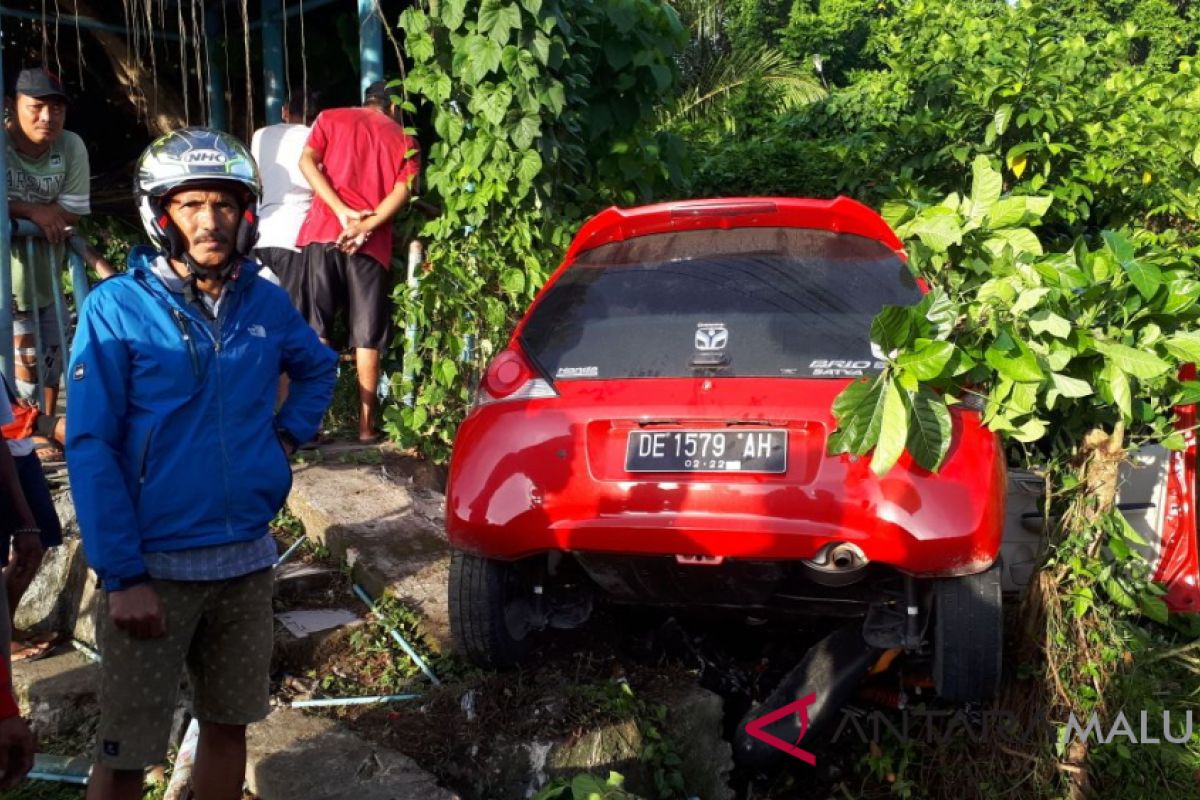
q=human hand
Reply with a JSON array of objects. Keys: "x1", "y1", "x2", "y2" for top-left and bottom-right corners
[
  {"x1": 108, "y1": 584, "x2": 166, "y2": 639},
  {"x1": 336, "y1": 218, "x2": 374, "y2": 254},
  {"x1": 27, "y1": 205, "x2": 70, "y2": 244},
  {"x1": 0, "y1": 715, "x2": 34, "y2": 791},
  {"x1": 335, "y1": 206, "x2": 372, "y2": 231}
]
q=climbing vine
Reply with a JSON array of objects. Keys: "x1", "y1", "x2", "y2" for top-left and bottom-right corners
[{"x1": 385, "y1": 0, "x2": 686, "y2": 460}]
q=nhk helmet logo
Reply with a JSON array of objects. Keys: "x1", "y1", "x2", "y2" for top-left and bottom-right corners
[{"x1": 178, "y1": 148, "x2": 227, "y2": 165}]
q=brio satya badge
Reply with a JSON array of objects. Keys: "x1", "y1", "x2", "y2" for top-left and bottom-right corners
[{"x1": 73, "y1": 362, "x2": 86, "y2": 381}]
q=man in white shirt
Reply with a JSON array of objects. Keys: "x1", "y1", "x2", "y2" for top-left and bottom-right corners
[{"x1": 251, "y1": 90, "x2": 321, "y2": 320}]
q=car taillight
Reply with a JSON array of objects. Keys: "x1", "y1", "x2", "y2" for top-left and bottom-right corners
[{"x1": 474, "y1": 348, "x2": 558, "y2": 408}]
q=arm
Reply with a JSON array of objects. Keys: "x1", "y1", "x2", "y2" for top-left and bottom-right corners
[
  {"x1": 64, "y1": 289, "x2": 148, "y2": 590},
  {"x1": 299, "y1": 146, "x2": 370, "y2": 230},
  {"x1": 274, "y1": 303, "x2": 337, "y2": 446},
  {"x1": 9, "y1": 201, "x2": 79, "y2": 244}
]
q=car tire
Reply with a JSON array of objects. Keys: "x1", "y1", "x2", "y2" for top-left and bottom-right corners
[
  {"x1": 449, "y1": 550, "x2": 534, "y2": 669},
  {"x1": 933, "y1": 560, "x2": 1003, "y2": 703}
]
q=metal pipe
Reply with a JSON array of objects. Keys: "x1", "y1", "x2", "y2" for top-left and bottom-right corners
[
  {"x1": 49, "y1": 243, "x2": 70, "y2": 376},
  {"x1": 0, "y1": 20, "x2": 11, "y2": 379},
  {"x1": 274, "y1": 534, "x2": 307, "y2": 568},
  {"x1": 402, "y1": 240, "x2": 423, "y2": 407},
  {"x1": 358, "y1": 0, "x2": 384, "y2": 101},
  {"x1": 26, "y1": 238, "x2": 45, "y2": 405},
  {"x1": 261, "y1": 1, "x2": 285, "y2": 125},
  {"x1": 291, "y1": 693, "x2": 420, "y2": 708},
  {"x1": 71, "y1": 639, "x2": 101, "y2": 662},
  {"x1": 68, "y1": 249, "x2": 90, "y2": 310},
  {"x1": 27, "y1": 771, "x2": 89, "y2": 785},
  {"x1": 351, "y1": 583, "x2": 441, "y2": 685}
]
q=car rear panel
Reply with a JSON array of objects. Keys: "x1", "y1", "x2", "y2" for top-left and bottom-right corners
[
  {"x1": 448, "y1": 376, "x2": 1004, "y2": 577},
  {"x1": 448, "y1": 199, "x2": 1004, "y2": 577}
]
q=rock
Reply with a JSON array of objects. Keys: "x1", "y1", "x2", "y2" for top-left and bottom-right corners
[
  {"x1": 658, "y1": 685, "x2": 735, "y2": 800},
  {"x1": 246, "y1": 708, "x2": 459, "y2": 800},
  {"x1": 14, "y1": 486, "x2": 88, "y2": 635},
  {"x1": 287, "y1": 461, "x2": 452, "y2": 651},
  {"x1": 12, "y1": 650, "x2": 100, "y2": 739}
]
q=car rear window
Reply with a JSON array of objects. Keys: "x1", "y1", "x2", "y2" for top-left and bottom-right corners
[{"x1": 519, "y1": 226, "x2": 921, "y2": 380}]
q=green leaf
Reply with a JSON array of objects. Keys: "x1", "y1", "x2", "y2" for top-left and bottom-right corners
[
  {"x1": 985, "y1": 339, "x2": 1043, "y2": 382},
  {"x1": 828, "y1": 375, "x2": 886, "y2": 456},
  {"x1": 436, "y1": 358, "x2": 459, "y2": 387},
  {"x1": 500, "y1": 268, "x2": 526, "y2": 295},
  {"x1": 1140, "y1": 595, "x2": 1169, "y2": 624},
  {"x1": 1102, "y1": 362, "x2": 1132, "y2": 420},
  {"x1": 916, "y1": 289, "x2": 956, "y2": 339},
  {"x1": 479, "y1": 0, "x2": 522, "y2": 42},
  {"x1": 1102, "y1": 230, "x2": 1160, "y2": 301},
  {"x1": 473, "y1": 83, "x2": 513, "y2": 126},
  {"x1": 870, "y1": 306, "x2": 915, "y2": 353},
  {"x1": 649, "y1": 64, "x2": 673, "y2": 93},
  {"x1": 1163, "y1": 332, "x2": 1200, "y2": 364},
  {"x1": 967, "y1": 155, "x2": 1002, "y2": 224},
  {"x1": 1103, "y1": 577, "x2": 1138, "y2": 610},
  {"x1": 511, "y1": 114, "x2": 541, "y2": 150},
  {"x1": 441, "y1": 0, "x2": 467, "y2": 30},
  {"x1": 871, "y1": 379, "x2": 909, "y2": 476},
  {"x1": 1050, "y1": 373, "x2": 1093, "y2": 398},
  {"x1": 895, "y1": 340, "x2": 955, "y2": 380},
  {"x1": 881, "y1": 200, "x2": 915, "y2": 229},
  {"x1": 1176, "y1": 381, "x2": 1200, "y2": 405},
  {"x1": 907, "y1": 212, "x2": 963, "y2": 252},
  {"x1": 905, "y1": 387, "x2": 952, "y2": 472},
  {"x1": 462, "y1": 35, "x2": 503, "y2": 84},
  {"x1": 1029, "y1": 309, "x2": 1070, "y2": 338},
  {"x1": 433, "y1": 110, "x2": 464, "y2": 145},
  {"x1": 516, "y1": 149, "x2": 543, "y2": 185},
  {"x1": 519, "y1": 0, "x2": 542, "y2": 14},
  {"x1": 983, "y1": 228, "x2": 1043, "y2": 257},
  {"x1": 1011, "y1": 287, "x2": 1051, "y2": 316},
  {"x1": 1094, "y1": 341, "x2": 1170, "y2": 380}
]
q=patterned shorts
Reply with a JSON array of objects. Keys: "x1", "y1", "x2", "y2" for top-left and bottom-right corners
[{"x1": 95, "y1": 569, "x2": 275, "y2": 769}]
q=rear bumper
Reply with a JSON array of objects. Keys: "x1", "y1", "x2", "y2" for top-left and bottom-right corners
[{"x1": 447, "y1": 381, "x2": 1006, "y2": 579}]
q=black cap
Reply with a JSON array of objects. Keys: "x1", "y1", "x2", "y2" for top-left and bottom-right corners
[
  {"x1": 364, "y1": 80, "x2": 392, "y2": 104},
  {"x1": 15, "y1": 68, "x2": 67, "y2": 101}
]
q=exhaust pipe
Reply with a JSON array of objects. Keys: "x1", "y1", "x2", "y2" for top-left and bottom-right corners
[{"x1": 802, "y1": 542, "x2": 869, "y2": 587}]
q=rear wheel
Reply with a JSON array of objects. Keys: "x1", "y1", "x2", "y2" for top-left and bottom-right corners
[
  {"x1": 449, "y1": 551, "x2": 537, "y2": 669},
  {"x1": 933, "y1": 561, "x2": 1003, "y2": 703}
]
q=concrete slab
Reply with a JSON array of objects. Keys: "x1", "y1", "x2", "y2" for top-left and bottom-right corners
[
  {"x1": 287, "y1": 460, "x2": 452, "y2": 651},
  {"x1": 246, "y1": 708, "x2": 460, "y2": 800},
  {"x1": 12, "y1": 650, "x2": 100, "y2": 739}
]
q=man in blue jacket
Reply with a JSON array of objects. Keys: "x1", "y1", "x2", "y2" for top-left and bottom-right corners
[{"x1": 66, "y1": 128, "x2": 336, "y2": 800}]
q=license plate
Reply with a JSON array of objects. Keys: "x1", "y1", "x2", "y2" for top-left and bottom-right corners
[{"x1": 625, "y1": 429, "x2": 787, "y2": 473}]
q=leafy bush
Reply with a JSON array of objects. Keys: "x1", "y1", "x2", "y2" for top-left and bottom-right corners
[{"x1": 386, "y1": 0, "x2": 686, "y2": 460}]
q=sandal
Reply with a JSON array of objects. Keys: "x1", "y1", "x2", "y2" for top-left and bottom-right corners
[
  {"x1": 11, "y1": 631, "x2": 60, "y2": 662},
  {"x1": 31, "y1": 436, "x2": 65, "y2": 464}
]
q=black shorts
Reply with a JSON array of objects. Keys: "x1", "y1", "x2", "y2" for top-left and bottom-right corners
[
  {"x1": 1, "y1": 452, "x2": 65, "y2": 564},
  {"x1": 255, "y1": 247, "x2": 310, "y2": 320},
  {"x1": 303, "y1": 243, "x2": 392, "y2": 351}
]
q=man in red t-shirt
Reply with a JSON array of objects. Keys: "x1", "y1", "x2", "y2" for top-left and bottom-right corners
[{"x1": 297, "y1": 80, "x2": 419, "y2": 442}]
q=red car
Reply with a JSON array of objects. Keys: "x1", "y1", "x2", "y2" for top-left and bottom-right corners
[{"x1": 447, "y1": 197, "x2": 1008, "y2": 701}]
